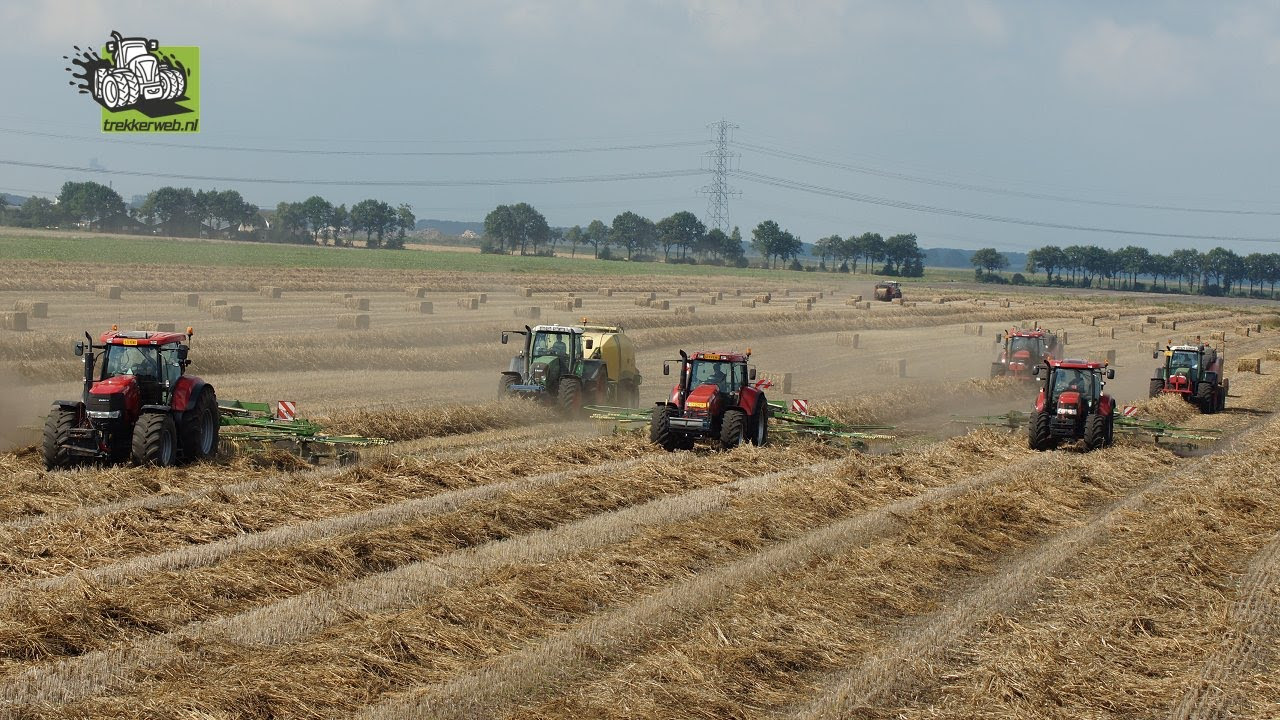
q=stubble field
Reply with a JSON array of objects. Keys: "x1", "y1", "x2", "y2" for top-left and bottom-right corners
[{"x1": 2, "y1": 245, "x2": 1279, "y2": 719}]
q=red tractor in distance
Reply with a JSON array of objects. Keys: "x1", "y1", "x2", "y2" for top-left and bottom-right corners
[
  {"x1": 1028, "y1": 358, "x2": 1116, "y2": 452},
  {"x1": 43, "y1": 327, "x2": 220, "y2": 469},
  {"x1": 992, "y1": 328, "x2": 1062, "y2": 380},
  {"x1": 650, "y1": 349, "x2": 769, "y2": 451},
  {"x1": 1148, "y1": 342, "x2": 1227, "y2": 414}
]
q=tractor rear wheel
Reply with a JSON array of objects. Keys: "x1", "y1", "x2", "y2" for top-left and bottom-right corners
[
  {"x1": 558, "y1": 377, "x2": 581, "y2": 415},
  {"x1": 159, "y1": 67, "x2": 185, "y2": 100},
  {"x1": 1194, "y1": 381, "x2": 1215, "y2": 414},
  {"x1": 1028, "y1": 411, "x2": 1053, "y2": 451},
  {"x1": 650, "y1": 405, "x2": 678, "y2": 451},
  {"x1": 1084, "y1": 413, "x2": 1109, "y2": 450},
  {"x1": 42, "y1": 406, "x2": 78, "y2": 470},
  {"x1": 180, "y1": 389, "x2": 220, "y2": 462},
  {"x1": 720, "y1": 409, "x2": 746, "y2": 450},
  {"x1": 1218, "y1": 379, "x2": 1229, "y2": 412},
  {"x1": 132, "y1": 413, "x2": 177, "y2": 467},
  {"x1": 1148, "y1": 378, "x2": 1164, "y2": 398}
]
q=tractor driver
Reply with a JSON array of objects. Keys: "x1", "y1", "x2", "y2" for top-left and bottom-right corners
[{"x1": 109, "y1": 346, "x2": 159, "y2": 380}]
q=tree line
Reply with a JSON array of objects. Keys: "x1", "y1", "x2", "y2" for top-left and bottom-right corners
[
  {"x1": 0, "y1": 181, "x2": 414, "y2": 249},
  {"x1": 971, "y1": 244, "x2": 1280, "y2": 298}
]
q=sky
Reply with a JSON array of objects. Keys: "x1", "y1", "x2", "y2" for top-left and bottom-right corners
[{"x1": 2, "y1": 0, "x2": 1280, "y2": 255}]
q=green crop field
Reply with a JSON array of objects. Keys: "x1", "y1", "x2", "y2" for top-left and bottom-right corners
[{"x1": 0, "y1": 228, "x2": 961, "y2": 282}]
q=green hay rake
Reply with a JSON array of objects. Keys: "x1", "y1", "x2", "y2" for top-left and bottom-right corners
[
  {"x1": 952, "y1": 409, "x2": 1223, "y2": 444},
  {"x1": 219, "y1": 400, "x2": 389, "y2": 464},
  {"x1": 585, "y1": 403, "x2": 894, "y2": 446}
]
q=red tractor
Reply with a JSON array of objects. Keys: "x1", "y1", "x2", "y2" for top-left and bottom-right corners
[
  {"x1": 649, "y1": 349, "x2": 769, "y2": 451},
  {"x1": 992, "y1": 328, "x2": 1062, "y2": 380},
  {"x1": 1028, "y1": 359, "x2": 1116, "y2": 452},
  {"x1": 1148, "y1": 342, "x2": 1227, "y2": 414},
  {"x1": 42, "y1": 327, "x2": 220, "y2": 469}
]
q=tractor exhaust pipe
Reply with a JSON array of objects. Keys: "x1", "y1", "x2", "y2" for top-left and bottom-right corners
[
  {"x1": 80, "y1": 331, "x2": 95, "y2": 405},
  {"x1": 678, "y1": 349, "x2": 689, "y2": 389}
]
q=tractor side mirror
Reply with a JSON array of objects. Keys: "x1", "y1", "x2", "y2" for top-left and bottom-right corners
[
  {"x1": 585, "y1": 338, "x2": 593, "y2": 350},
  {"x1": 663, "y1": 362, "x2": 670, "y2": 376},
  {"x1": 105, "y1": 41, "x2": 117, "y2": 54},
  {"x1": 1107, "y1": 368, "x2": 1115, "y2": 379},
  {"x1": 1033, "y1": 366, "x2": 1041, "y2": 376},
  {"x1": 177, "y1": 345, "x2": 189, "y2": 361},
  {"x1": 1152, "y1": 350, "x2": 1158, "y2": 359},
  {"x1": 74, "y1": 342, "x2": 84, "y2": 357},
  {"x1": 501, "y1": 332, "x2": 509, "y2": 345},
  {"x1": 749, "y1": 367, "x2": 757, "y2": 381}
]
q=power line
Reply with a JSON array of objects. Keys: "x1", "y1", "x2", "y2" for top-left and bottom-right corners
[
  {"x1": 736, "y1": 140, "x2": 1280, "y2": 217},
  {"x1": 0, "y1": 128, "x2": 704, "y2": 157},
  {"x1": 730, "y1": 169, "x2": 1280, "y2": 244},
  {"x1": 0, "y1": 159, "x2": 704, "y2": 188}
]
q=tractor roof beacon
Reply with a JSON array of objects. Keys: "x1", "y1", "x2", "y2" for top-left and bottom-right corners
[
  {"x1": 649, "y1": 349, "x2": 769, "y2": 451},
  {"x1": 43, "y1": 326, "x2": 219, "y2": 470}
]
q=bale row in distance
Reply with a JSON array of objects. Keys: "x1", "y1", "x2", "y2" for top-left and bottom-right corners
[
  {"x1": 258, "y1": 286, "x2": 283, "y2": 299},
  {"x1": 2, "y1": 311, "x2": 27, "y2": 331},
  {"x1": 338, "y1": 313, "x2": 370, "y2": 330},
  {"x1": 14, "y1": 300, "x2": 47, "y2": 318},
  {"x1": 95, "y1": 284, "x2": 122, "y2": 300}
]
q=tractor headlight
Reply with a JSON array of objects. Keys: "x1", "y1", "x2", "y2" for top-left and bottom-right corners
[{"x1": 87, "y1": 410, "x2": 121, "y2": 419}]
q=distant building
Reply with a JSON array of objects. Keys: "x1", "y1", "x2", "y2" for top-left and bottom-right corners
[{"x1": 460, "y1": 229, "x2": 480, "y2": 240}]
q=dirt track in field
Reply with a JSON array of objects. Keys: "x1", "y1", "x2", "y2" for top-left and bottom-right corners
[{"x1": 2, "y1": 258, "x2": 1279, "y2": 718}]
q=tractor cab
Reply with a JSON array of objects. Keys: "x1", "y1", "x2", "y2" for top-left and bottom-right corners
[
  {"x1": 87, "y1": 328, "x2": 192, "y2": 414},
  {"x1": 1029, "y1": 358, "x2": 1115, "y2": 450},
  {"x1": 677, "y1": 353, "x2": 751, "y2": 412}
]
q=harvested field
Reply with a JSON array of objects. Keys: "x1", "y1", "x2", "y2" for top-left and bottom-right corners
[{"x1": 3, "y1": 254, "x2": 1280, "y2": 718}]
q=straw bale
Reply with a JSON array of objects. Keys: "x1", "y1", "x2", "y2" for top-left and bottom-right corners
[
  {"x1": 135, "y1": 322, "x2": 177, "y2": 332},
  {"x1": 553, "y1": 300, "x2": 574, "y2": 312},
  {"x1": 671, "y1": 288, "x2": 683, "y2": 297},
  {"x1": 598, "y1": 288, "x2": 613, "y2": 297},
  {"x1": 14, "y1": 301, "x2": 47, "y2": 318},
  {"x1": 1100, "y1": 327, "x2": 1115, "y2": 338},
  {"x1": 174, "y1": 292, "x2": 200, "y2": 307},
  {"x1": 1161, "y1": 320, "x2": 1178, "y2": 330},
  {"x1": 200, "y1": 298, "x2": 227, "y2": 309},
  {"x1": 1237, "y1": 357, "x2": 1261, "y2": 373},
  {"x1": 332, "y1": 292, "x2": 353, "y2": 304},
  {"x1": 338, "y1": 313, "x2": 370, "y2": 330},
  {"x1": 406, "y1": 301, "x2": 433, "y2": 314},
  {"x1": 2, "y1": 311, "x2": 27, "y2": 331},
  {"x1": 1267, "y1": 348, "x2": 1280, "y2": 362},
  {"x1": 835, "y1": 332, "x2": 859, "y2": 348},
  {"x1": 258, "y1": 286, "x2": 283, "y2": 299},
  {"x1": 514, "y1": 306, "x2": 541, "y2": 319},
  {"x1": 892, "y1": 297, "x2": 904, "y2": 305},
  {"x1": 519, "y1": 287, "x2": 533, "y2": 297},
  {"x1": 209, "y1": 304, "x2": 243, "y2": 321},
  {"x1": 477, "y1": 293, "x2": 488, "y2": 304},
  {"x1": 345, "y1": 297, "x2": 371, "y2": 311},
  {"x1": 1145, "y1": 315, "x2": 1158, "y2": 323},
  {"x1": 674, "y1": 305, "x2": 696, "y2": 315},
  {"x1": 844, "y1": 298, "x2": 861, "y2": 307},
  {"x1": 851, "y1": 294, "x2": 862, "y2": 302},
  {"x1": 634, "y1": 297, "x2": 650, "y2": 307},
  {"x1": 95, "y1": 284, "x2": 122, "y2": 300},
  {"x1": 795, "y1": 300, "x2": 813, "y2": 311},
  {"x1": 741, "y1": 299, "x2": 756, "y2": 308},
  {"x1": 652, "y1": 299, "x2": 670, "y2": 310},
  {"x1": 406, "y1": 286, "x2": 427, "y2": 297},
  {"x1": 704, "y1": 295, "x2": 717, "y2": 305},
  {"x1": 457, "y1": 297, "x2": 479, "y2": 310},
  {"x1": 1236, "y1": 326, "x2": 1252, "y2": 337}
]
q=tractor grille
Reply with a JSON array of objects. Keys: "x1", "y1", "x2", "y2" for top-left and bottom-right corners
[{"x1": 86, "y1": 392, "x2": 124, "y2": 420}]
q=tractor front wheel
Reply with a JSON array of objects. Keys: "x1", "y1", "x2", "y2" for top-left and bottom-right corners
[
  {"x1": 42, "y1": 406, "x2": 78, "y2": 470},
  {"x1": 720, "y1": 409, "x2": 746, "y2": 450},
  {"x1": 1084, "y1": 413, "x2": 1109, "y2": 451},
  {"x1": 1148, "y1": 378, "x2": 1164, "y2": 398},
  {"x1": 499, "y1": 374, "x2": 517, "y2": 398},
  {"x1": 1194, "y1": 381, "x2": 1215, "y2": 414},
  {"x1": 558, "y1": 377, "x2": 581, "y2": 415},
  {"x1": 650, "y1": 405, "x2": 678, "y2": 451},
  {"x1": 1028, "y1": 411, "x2": 1053, "y2": 451},
  {"x1": 180, "y1": 389, "x2": 220, "y2": 462},
  {"x1": 132, "y1": 413, "x2": 177, "y2": 467}
]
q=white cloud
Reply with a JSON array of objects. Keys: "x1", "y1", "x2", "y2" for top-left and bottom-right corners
[{"x1": 1061, "y1": 19, "x2": 1202, "y2": 102}]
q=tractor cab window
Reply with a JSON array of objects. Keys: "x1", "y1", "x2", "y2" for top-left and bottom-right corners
[
  {"x1": 1009, "y1": 337, "x2": 1040, "y2": 358},
  {"x1": 1052, "y1": 369, "x2": 1093, "y2": 398},
  {"x1": 158, "y1": 345, "x2": 183, "y2": 385},
  {"x1": 532, "y1": 331, "x2": 579, "y2": 361},
  {"x1": 1170, "y1": 350, "x2": 1199, "y2": 376},
  {"x1": 690, "y1": 360, "x2": 735, "y2": 393},
  {"x1": 104, "y1": 345, "x2": 161, "y2": 381}
]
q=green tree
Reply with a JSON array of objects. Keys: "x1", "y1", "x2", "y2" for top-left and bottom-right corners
[
  {"x1": 724, "y1": 226, "x2": 745, "y2": 263},
  {"x1": 564, "y1": 225, "x2": 584, "y2": 257},
  {"x1": 300, "y1": 195, "x2": 333, "y2": 245},
  {"x1": 970, "y1": 247, "x2": 1008, "y2": 276},
  {"x1": 609, "y1": 211, "x2": 657, "y2": 260},
  {"x1": 882, "y1": 234, "x2": 923, "y2": 275},
  {"x1": 270, "y1": 201, "x2": 310, "y2": 243},
  {"x1": 15, "y1": 196, "x2": 62, "y2": 228},
  {"x1": 510, "y1": 202, "x2": 549, "y2": 255},
  {"x1": 751, "y1": 220, "x2": 786, "y2": 268},
  {"x1": 1170, "y1": 248, "x2": 1201, "y2": 293},
  {"x1": 330, "y1": 204, "x2": 349, "y2": 246},
  {"x1": 1025, "y1": 245, "x2": 1065, "y2": 283},
  {"x1": 655, "y1": 211, "x2": 705, "y2": 261},
  {"x1": 140, "y1": 187, "x2": 199, "y2": 236},
  {"x1": 585, "y1": 219, "x2": 610, "y2": 258},
  {"x1": 813, "y1": 235, "x2": 841, "y2": 268},
  {"x1": 483, "y1": 204, "x2": 517, "y2": 253},
  {"x1": 388, "y1": 203, "x2": 415, "y2": 249},
  {"x1": 858, "y1": 232, "x2": 885, "y2": 273},
  {"x1": 58, "y1": 181, "x2": 124, "y2": 230}
]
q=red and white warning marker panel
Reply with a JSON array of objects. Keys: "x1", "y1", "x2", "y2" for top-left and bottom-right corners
[
  {"x1": 790, "y1": 398, "x2": 810, "y2": 415},
  {"x1": 276, "y1": 400, "x2": 297, "y2": 421},
  {"x1": 1121, "y1": 405, "x2": 1139, "y2": 417}
]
